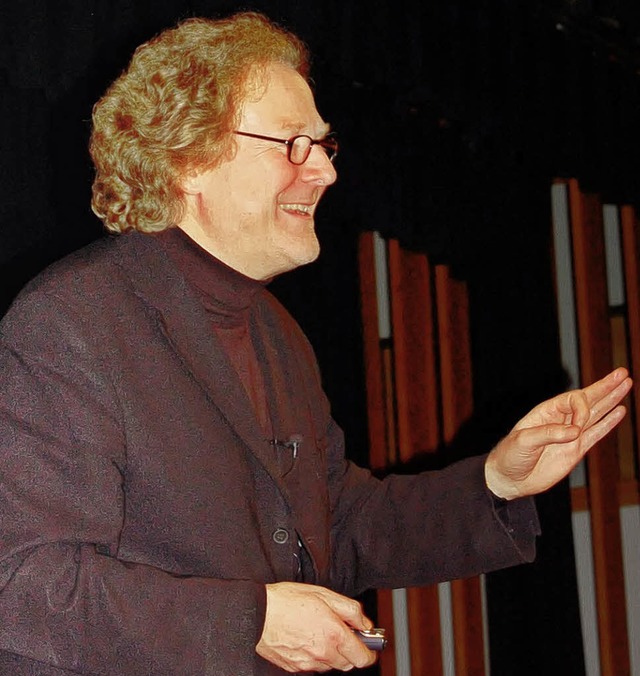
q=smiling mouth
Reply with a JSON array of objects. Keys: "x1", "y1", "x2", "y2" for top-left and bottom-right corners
[{"x1": 279, "y1": 203, "x2": 314, "y2": 217}]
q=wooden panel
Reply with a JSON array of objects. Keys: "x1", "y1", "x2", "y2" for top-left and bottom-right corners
[
  {"x1": 388, "y1": 241, "x2": 443, "y2": 674},
  {"x1": 435, "y1": 265, "x2": 485, "y2": 676},
  {"x1": 376, "y1": 589, "x2": 397, "y2": 676},
  {"x1": 435, "y1": 266, "x2": 473, "y2": 437},
  {"x1": 388, "y1": 240, "x2": 440, "y2": 458},
  {"x1": 381, "y1": 346, "x2": 399, "y2": 467},
  {"x1": 450, "y1": 577, "x2": 484, "y2": 676},
  {"x1": 405, "y1": 586, "x2": 444, "y2": 675},
  {"x1": 358, "y1": 234, "x2": 485, "y2": 675},
  {"x1": 357, "y1": 232, "x2": 397, "y2": 675},
  {"x1": 619, "y1": 479, "x2": 640, "y2": 506},
  {"x1": 567, "y1": 179, "x2": 630, "y2": 675},
  {"x1": 620, "y1": 205, "x2": 640, "y2": 480},
  {"x1": 571, "y1": 486, "x2": 589, "y2": 513},
  {"x1": 610, "y1": 314, "x2": 635, "y2": 481},
  {"x1": 358, "y1": 232, "x2": 392, "y2": 470},
  {"x1": 571, "y1": 480, "x2": 640, "y2": 512}
]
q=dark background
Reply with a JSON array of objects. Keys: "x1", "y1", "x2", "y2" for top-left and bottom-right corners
[{"x1": 2, "y1": 1, "x2": 639, "y2": 673}]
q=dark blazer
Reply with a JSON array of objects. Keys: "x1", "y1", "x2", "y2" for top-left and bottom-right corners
[{"x1": 0, "y1": 233, "x2": 539, "y2": 675}]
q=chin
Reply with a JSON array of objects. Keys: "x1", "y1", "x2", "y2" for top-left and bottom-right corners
[
  {"x1": 274, "y1": 244, "x2": 321, "y2": 277},
  {"x1": 299, "y1": 240, "x2": 321, "y2": 266},
  {"x1": 291, "y1": 232, "x2": 320, "y2": 262}
]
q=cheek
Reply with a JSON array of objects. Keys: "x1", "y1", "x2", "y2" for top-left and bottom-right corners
[
  {"x1": 248, "y1": 177, "x2": 291, "y2": 211},
  {"x1": 232, "y1": 187, "x2": 272, "y2": 218},
  {"x1": 273, "y1": 165, "x2": 302, "y2": 194},
  {"x1": 226, "y1": 163, "x2": 300, "y2": 219}
]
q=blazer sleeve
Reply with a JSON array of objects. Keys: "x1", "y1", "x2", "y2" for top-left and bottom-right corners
[
  {"x1": 0, "y1": 284, "x2": 266, "y2": 675},
  {"x1": 280, "y1": 307, "x2": 540, "y2": 598},
  {"x1": 324, "y1": 420, "x2": 541, "y2": 597}
]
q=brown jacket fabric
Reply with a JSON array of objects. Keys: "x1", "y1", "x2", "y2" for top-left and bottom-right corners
[{"x1": 0, "y1": 232, "x2": 539, "y2": 675}]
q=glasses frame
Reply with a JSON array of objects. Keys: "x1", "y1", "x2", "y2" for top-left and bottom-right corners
[{"x1": 232, "y1": 130, "x2": 338, "y2": 165}]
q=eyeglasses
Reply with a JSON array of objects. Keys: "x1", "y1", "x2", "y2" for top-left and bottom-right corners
[{"x1": 233, "y1": 130, "x2": 339, "y2": 165}]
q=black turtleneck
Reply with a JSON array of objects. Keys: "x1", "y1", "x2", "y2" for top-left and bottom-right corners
[{"x1": 156, "y1": 227, "x2": 272, "y2": 435}]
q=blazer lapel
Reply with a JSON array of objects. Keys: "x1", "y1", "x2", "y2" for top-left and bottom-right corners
[{"x1": 111, "y1": 232, "x2": 290, "y2": 494}]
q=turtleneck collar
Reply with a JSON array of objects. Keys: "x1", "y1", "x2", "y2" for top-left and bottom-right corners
[{"x1": 155, "y1": 227, "x2": 264, "y2": 328}]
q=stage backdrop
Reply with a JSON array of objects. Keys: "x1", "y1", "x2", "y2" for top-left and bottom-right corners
[{"x1": 4, "y1": 1, "x2": 640, "y2": 673}]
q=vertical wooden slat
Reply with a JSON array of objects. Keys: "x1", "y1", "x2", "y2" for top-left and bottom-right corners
[
  {"x1": 376, "y1": 588, "x2": 398, "y2": 676},
  {"x1": 404, "y1": 587, "x2": 444, "y2": 676},
  {"x1": 357, "y1": 232, "x2": 397, "y2": 676},
  {"x1": 388, "y1": 240, "x2": 440, "y2": 457},
  {"x1": 435, "y1": 266, "x2": 474, "y2": 437},
  {"x1": 381, "y1": 347, "x2": 399, "y2": 467},
  {"x1": 388, "y1": 240, "x2": 443, "y2": 675},
  {"x1": 610, "y1": 314, "x2": 635, "y2": 481},
  {"x1": 620, "y1": 205, "x2": 640, "y2": 476},
  {"x1": 567, "y1": 179, "x2": 630, "y2": 675},
  {"x1": 358, "y1": 231, "x2": 392, "y2": 470},
  {"x1": 359, "y1": 233, "x2": 486, "y2": 675},
  {"x1": 435, "y1": 265, "x2": 486, "y2": 676}
]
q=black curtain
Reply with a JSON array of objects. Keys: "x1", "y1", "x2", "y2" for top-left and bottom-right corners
[{"x1": 4, "y1": 1, "x2": 639, "y2": 672}]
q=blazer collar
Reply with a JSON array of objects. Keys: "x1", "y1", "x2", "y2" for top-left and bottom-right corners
[{"x1": 111, "y1": 231, "x2": 292, "y2": 497}]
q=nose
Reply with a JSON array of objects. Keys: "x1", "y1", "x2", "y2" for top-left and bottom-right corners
[{"x1": 300, "y1": 145, "x2": 337, "y2": 186}]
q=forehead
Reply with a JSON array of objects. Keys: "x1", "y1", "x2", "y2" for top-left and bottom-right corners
[{"x1": 239, "y1": 62, "x2": 329, "y2": 137}]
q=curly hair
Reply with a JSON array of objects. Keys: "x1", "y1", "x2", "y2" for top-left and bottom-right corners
[{"x1": 90, "y1": 12, "x2": 309, "y2": 233}]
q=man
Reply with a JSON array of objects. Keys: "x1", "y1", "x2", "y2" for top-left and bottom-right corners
[{"x1": 0, "y1": 11, "x2": 632, "y2": 675}]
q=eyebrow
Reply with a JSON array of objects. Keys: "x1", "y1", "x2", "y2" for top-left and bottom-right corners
[{"x1": 278, "y1": 120, "x2": 332, "y2": 139}]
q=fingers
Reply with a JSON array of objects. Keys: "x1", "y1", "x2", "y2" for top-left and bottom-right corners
[
  {"x1": 307, "y1": 587, "x2": 376, "y2": 669},
  {"x1": 579, "y1": 404, "x2": 627, "y2": 453},
  {"x1": 535, "y1": 369, "x2": 632, "y2": 430},
  {"x1": 314, "y1": 586, "x2": 373, "y2": 631},
  {"x1": 513, "y1": 422, "x2": 582, "y2": 448},
  {"x1": 256, "y1": 582, "x2": 377, "y2": 672},
  {"x1": 582, "y1": 368, "x2": 630, "y2": 408},
  {"x1": 584, "y1": 371, "x2": 632, "y2": 425},
  {"x1": 487, "y1": 422, "x2": 583, "y2": 496},
  {"x1": 486, "y1": 369, "x2": 632, "y2": 500},
  {"x1": 335, "y1": 629, "x2": 377, "y2": 671},
  {"x1": 544, "y1": 390, "x2": 590, "y2": 428}
]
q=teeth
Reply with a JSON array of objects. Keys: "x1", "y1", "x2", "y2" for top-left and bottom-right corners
[{"x1": 279, "y1": 203, "x2": 312, "y2": 215}]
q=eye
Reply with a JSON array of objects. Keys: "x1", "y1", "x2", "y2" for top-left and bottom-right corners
[{"x1": 264, "y1": 139, "x2": 289, "y2": 159}]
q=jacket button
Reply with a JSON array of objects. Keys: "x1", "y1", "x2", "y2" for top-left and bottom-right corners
[{"x1": 272, "y1": 528, "x2": 289, "y2": 544}]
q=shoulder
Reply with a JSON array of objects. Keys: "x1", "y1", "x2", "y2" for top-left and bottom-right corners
[
  {"x1": 8, "y1": 232, "x2": 163, "y2": 301},
  {"x1": 1, "y1": 233, "x2": 167, "y2": 340},
  {"x1": 21, "y1": 232, "x2": 156, "y2": 292}
]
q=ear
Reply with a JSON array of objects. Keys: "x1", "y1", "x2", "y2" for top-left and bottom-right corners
[{"x1": 180, "y1": 169, "x2": 206, "y2": 196}]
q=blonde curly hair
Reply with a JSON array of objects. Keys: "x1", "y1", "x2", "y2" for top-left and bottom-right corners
[{"x1": 90, "y1": 12, "x2": 309, "y2": 233}]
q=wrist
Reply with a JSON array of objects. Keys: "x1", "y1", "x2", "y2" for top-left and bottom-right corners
[{"x1": 484, "y1": 455, "x2": 519, "y2": 501}]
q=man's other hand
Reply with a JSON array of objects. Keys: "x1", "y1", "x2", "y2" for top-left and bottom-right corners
[
  {"x1": 256, "y1": 581, "x2": 377, "y2": 672},
  {"x1": 485, "y1": 367, "x2": 633, "y2": 500}
]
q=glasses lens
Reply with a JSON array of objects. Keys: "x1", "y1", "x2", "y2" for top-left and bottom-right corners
[
  {"x1": 290, "y1": 136, "x2": 312, "y2": 165},
  {"x1": 321, "y1": 136, "x2": 339, "y2": 162}
]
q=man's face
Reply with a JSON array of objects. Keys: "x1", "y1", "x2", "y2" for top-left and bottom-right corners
[{"x1": 179, "y1": 62, "x2": 337, "y2": 280}]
